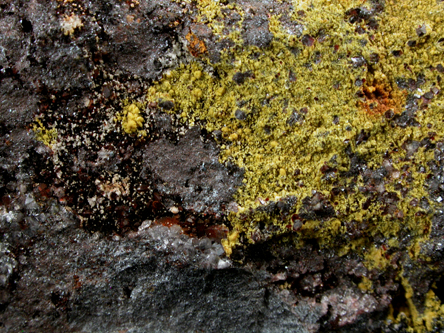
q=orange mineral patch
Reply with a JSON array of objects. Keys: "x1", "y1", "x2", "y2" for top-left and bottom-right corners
[
  {"x1": 360, "y1": 80, "x2": 406, "y2": 117},
  {"x1": 185, "y1": 31, "x2": 207, "y2": 57}
]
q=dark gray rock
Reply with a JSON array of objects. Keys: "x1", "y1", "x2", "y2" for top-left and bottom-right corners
[
  {"x1": 242, "y1": 15, "x2": 273, "y2": 48},
  {"x1": 0, "y1": 204, "x2": 307, "y2": 333},
  {"x1": 89, "y1": 0, "x2": 182, "y2": 80},
  {"x1": 144, "y1": 127, "x2": 244, "y2": 216}
]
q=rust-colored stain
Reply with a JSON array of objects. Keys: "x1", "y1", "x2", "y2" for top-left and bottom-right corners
[
  {"x1": 155, "y1": 214, "x2": 228, "y2": 241},
  {"x1": 186, "y1": 31, "x2": 207, "y2": 57},
  {"x1": 360, "y1": 80, "x2": 405, "y2": 117},
  {"x1": 157, "y1": 215, "x2": 180, "y2": 228}
]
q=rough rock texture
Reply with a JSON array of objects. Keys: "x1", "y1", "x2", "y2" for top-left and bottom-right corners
[
  {"x1": 1, "y1": 0, "x2": 444, "y2": 332},
  {"x1": 0, "y1": 210, "x2": 303, "y2": 333},
  {"x1": 144, "y1": 126, "x2": 244, "y2": 215}
]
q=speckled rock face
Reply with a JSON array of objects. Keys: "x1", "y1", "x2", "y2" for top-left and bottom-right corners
[
  {"x1": 2, "y1": 0, "x2": 444, "y2": 332},
  {"x1": 144, "y1": 126, "x2": 244, "y2": 215}
]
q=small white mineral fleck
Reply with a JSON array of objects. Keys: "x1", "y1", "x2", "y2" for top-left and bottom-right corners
[
  {"x1": 61, "y1": 14, "x2": 83, "y2": 36},
  {"x1": 169, "y1": 206, "x2": 179, "y2": 214}
]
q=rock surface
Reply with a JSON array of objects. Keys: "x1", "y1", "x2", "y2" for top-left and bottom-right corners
[{"x1": 1, "y1": 0, "x2": 444, "y2": 332}]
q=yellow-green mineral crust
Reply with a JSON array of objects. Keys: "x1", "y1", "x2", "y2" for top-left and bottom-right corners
[
  {"x1": 147, "y1": 0, "x2": 444, "y2": 330},
  {"x1": 33, "y1": 119, "x2": 58, "y2": 147},
  {"x1": 116, "y1": 103, "x2": 146, "y2": 135}
]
